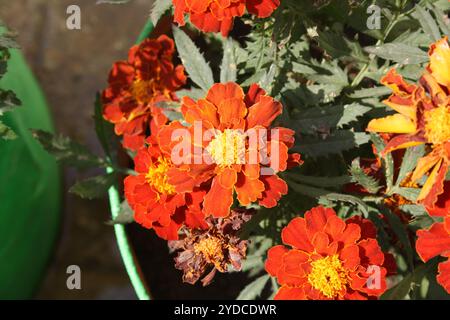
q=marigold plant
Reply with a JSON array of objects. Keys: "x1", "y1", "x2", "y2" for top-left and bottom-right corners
[{"x1": 29, "y1": 0, "x2": 450, "y2": 300}]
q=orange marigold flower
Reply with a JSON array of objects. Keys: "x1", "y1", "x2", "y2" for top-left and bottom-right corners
[
  {"x1": 172, "y1": 0, "x2": 280, "y2": 37},
  {"x1": 169, "y1": 209, "x2": 252, "y2": 286},
  {"x1": 367, "y1": 37, "x2": 450, "y2": 208},
  {"x1": 124, "y1": 135, "x2": 207, "y2": 240},
  {"x1": 265, "y1": 206, "x2": 395, "y2": 300},
  {"x1": 159, "y1": 82, "x2": 302, "y2": 218},
  {"x1": 102, "y1": 35, "x2": 186, "y2": 150},
  {"x1": 416, "y1": 181, "x2": 450, "y2": 294}
]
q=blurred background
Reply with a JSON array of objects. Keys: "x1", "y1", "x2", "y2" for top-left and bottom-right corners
[{"x1": 0, "y1": 0, "x2": 155, "y2": 299}]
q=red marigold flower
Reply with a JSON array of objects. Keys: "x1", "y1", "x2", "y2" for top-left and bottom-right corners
[
  {"x1": 124, "y1": 135, "x2": 208, "y2": 240},
  {"x1": 102, "y1": 35, "x2": 186, "y2": 150},
  {"x1": 265, "y1": 206, "x2": 395, "y2": 300},
  {"x1": 416, "y1": 181, "x2": 450, "y2": 294},
  {"x1": 367, "y1": 37, "x2": 450, "y2": 208},
  {"x1": 169, "y1": 209, "x2": 252, "y2": 286},
  {"x1": 158, "y1": 82, "x2": 302, "y2": 218},
  {"x1": 172, "y1": 0, "x2": 280, "y2": 37}
]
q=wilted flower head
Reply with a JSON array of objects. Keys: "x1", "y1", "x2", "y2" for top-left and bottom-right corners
[{"x1": 169, "y1": 209, "x2": 253, "y2": 286}]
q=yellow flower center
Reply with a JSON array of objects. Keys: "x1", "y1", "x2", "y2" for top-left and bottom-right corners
[
  {"x1": 206, "y1": 129, "x2": 246, "y2": 167},
  {"x1": 131, "y1": 79, "x2": 157, "y2": 104},
  {"x1": 307, "y1": 255, "x2": 349, "y2": 299},
  {"x1": 145, "y1": 156, "x2": 175, "y2": 195},
  {"x1": 424, "y1": 105, "x2": 450, "y2": 145},
  {"x1": 194, "y1": 236, "x2": 227, "y2": 271}
]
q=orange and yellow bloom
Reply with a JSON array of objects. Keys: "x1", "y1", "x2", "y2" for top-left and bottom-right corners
[
  {"x1": 159, "y1": 82, "x2": 302, "y2": 218},
  {"x1": 102, "y1": 35, "x2": 186, "y2": 150},
  {"x1": 367, "y1": 37, "x2": 450, "y2": 208},
  {"x1": 265, "y1": 206, "x2": 395, "y2": 300},
  {"x1": 172, "y1": 0, "x2": 280, "y2": 36},
  {"x1": 124, "y1": 134, "x2": 208, "y2": 240},
  {"x1": 416, "y1": 181, "x2": 450, "y2": 294}
]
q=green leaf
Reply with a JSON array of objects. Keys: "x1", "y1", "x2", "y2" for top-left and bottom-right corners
[
  {"x1": 94, "y1": 93, "x2": 116, "y2": 162},
  {"x1": 371, "y1": 133, "x2": 394, "y2": 193},
  {"x1": 176, "y1": 88, "x2": 205, "y2": 100},
  {"x1": 319, "y1": 193, "x2": 370, "y2": 217},
  {"x1": 172, "y1": 26, "x2": 214, "y2": 92},
  {"x1": 293, "y1": 131, "x2": 369, "y2": 157},
  {"x1": 236, "y1": 274, "x2": 270, "y2": 300},
  {"x1": 350, "y1": 158, "x2": 381, "y2": 194},
  {"x1": 259, "y1": 64, "x2": 278, "y2": 94},
  {"x1": 430, "y1": 3, "x2": 450, "y2": 36},
  {"x1": 292, "y1": 103, "x2": 370, "y2": 134},
  {"x1": 107, "y1": 200, "x2": 135, "y2": 225},
  {"x1": 150, "y1": 0, "x2": 172, "y2": 26},
  {"x1": 288, "y1": 173, "x2": 351, "y2": 188},
  {"x1": 365, "y1": 43, "x2": 428, "y2": 65},
  {"x1": 69, "y1": 173, "x2": 116, "y2": 200},
  {"x1": 381, "y1": 263, "x2": 431, "y2": 300},
  {"x1": 381, "y1": 205, "x2": 414, "y2": 268},
  {"x1": 413, "y1": 5, "x2": 441, "y2": 42},
  {"x1": 0, "y1": 89, "x2": 21, "y2": 112},
  {"x1": 348, "y1": 86, "x2": 392, "y2": 99},
  {"x1": 395, "y1": 145, "x2": 425, "y2": 187},
  {"x1": 220, "y1": 38, "x2": 238, "y2": 83},
  {"x1": 0, "y1": 120, "x2": 16, "y2": 140},
  {"x1": 31, "y1": 129, "x2": 106, "y2": 168},
  {"x1": 392, "y1": 187, "x2": 420, "y2": 202}
]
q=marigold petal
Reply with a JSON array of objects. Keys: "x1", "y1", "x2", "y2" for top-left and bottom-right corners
[
  {"x1": 367, "y1": 114, "x2": 416, "y2": 134},
  {"x1": 206, "y1": 82, "x2": 245, "y2": 108},
  {"x1": 265, "y1": 245, "x2": 288, "y2": 277},
  {"x1": 203, "y1": 176, "x2": 234, "y2": 217},
  {"x1": 274, "y1": 286, "x2": 306, "y2": 300},
  {"x1": 417, "y1": 158, "x2": 447, "y2": 208},
  {"x1": 281, "y1": 217, "x2": 314, "y2": 252},
  {"x1": 427, "y1": 36, "x2": 450, "y2": 89},
  {"x1": 246, "y1": 95, "x2": 282, "y2": 129},
  {"x1": 416, "y1": 222, "x2": 450, "y2": 262},
  {"x1": 246, "y1": 0, "x2": 280, "y2": 18},
  {"x1": 258, "y1": 174, "x2": 288, "y2": 208},
  {"x1": 235, "y1": 174, "x2": 265, "y2": 206},
  {"x1": 437, "y1": 259, "x2": 450, "y2": 294},
  {"x1": 244, "y1": 83, "x2": 266, "y2": 107}
]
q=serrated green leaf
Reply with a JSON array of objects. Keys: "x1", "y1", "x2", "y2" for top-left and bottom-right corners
[
  {"x1": 350, "y1": 158, "x2": 381, "y2": 194},
  {"x1": 220, "y1": 38, "x2": 237, "y2": 83},
  {"x1": 69, "y1": 173, "x2": 116, "y2": 199},
  {"x1": 365, "y1": 43, "x2": 428, "y2": 65},
  {"x1": 292, "y1": 103, "x2": 370, "y2": 135},
  {"x1": 172, "y1": 26, "x2": 214, "y2": 92},
  {"x1": 31, "y1": 129, "x2": 106, "y2": 168},
  {"x1": 396, "y1": 145, "x2": 425, "y2": 187},
  {"x1": 150, "y1": 0, "x2": 172, "y2": 25},
  {"x1": 236, "y1": 274, "x2": 270, "y2": 300}
]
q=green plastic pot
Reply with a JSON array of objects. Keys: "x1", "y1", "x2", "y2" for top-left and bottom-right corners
[{"x1": 0, "y1": 39, "x2": 61, "y2": 298}]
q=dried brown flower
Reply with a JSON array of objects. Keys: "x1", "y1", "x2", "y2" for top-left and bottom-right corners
[{"x1": 169, "y1": 209, "x2": 253, "y2": 286}]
